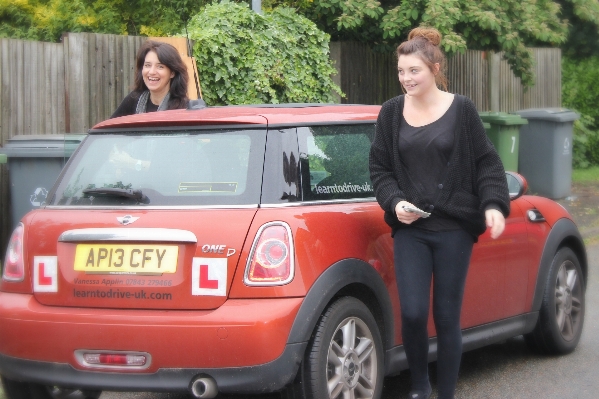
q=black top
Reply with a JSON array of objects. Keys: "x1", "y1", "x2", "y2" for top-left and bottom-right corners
[
  {"x1": 398, "y1": 97, "x2": 461, "y2": 232},
  {"x1": 369, "y1": 94, "x2": 510, "y2": 241},
  {"x1": 110, "y1": 92, "x2": 188, "y2": 119}
]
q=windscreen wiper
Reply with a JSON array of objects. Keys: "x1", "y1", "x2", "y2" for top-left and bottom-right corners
[{"x1": 82, "y1": 188, "x2": 149, "y2": 204}]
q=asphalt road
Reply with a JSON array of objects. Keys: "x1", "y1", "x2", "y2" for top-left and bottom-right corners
[{"x1": 98, "y1": 242, "x2": 598, "y2": 399}]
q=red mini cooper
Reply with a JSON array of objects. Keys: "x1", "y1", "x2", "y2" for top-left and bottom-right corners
[{"x1": 0, "y1": 103, "x2": 587, "y2": 399}]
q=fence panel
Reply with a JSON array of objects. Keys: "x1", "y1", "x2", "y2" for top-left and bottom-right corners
[
  {"x1": 64, "y1": 33, "x2": 146, "y2": 133},
  {"x1": 331, "y1": 42, "x2": 561, "y2": 112},
  {"x1": 0, "y1": 39, "x2": 65, "y2": 141},
  {"x1": 334, "y1": 42, "x2": 401, "y2": 105},
  {"x1": 447, "y1": 50, "x2": 489, "y2": 111},
  {"x1": 492, "y1": 48, "x2": 561, "y2": 112}
]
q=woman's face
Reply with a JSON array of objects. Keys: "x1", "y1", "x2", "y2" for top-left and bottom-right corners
[
  {"x1": 142, "y1": 50, "x2": 175, "y2": 96},
  {"x1": 397, "y1": 54, "x2": 439, "y2": 97}
]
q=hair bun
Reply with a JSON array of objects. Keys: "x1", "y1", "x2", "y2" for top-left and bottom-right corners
[{"x1": 408, "y1": 27, "x2": 442, "y2": 46}]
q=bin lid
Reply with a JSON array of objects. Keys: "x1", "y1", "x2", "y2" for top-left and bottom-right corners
[
  {"x1": 0, "y1": 153, "x2": 6, "y2": 164},
  {"x1": 0, "y1": 134, "x2": 86, "y2": 158},
  {"x1": 514, "y1": 108, "x2": 580, "y2": 122},
  {"x1": 478, "y1": 111, "x2": 528, "y2": 126}
]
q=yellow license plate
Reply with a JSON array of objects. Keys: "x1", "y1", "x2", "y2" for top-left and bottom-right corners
[{"x1": 74, "y1": 244, "x2": 178, "y2": 274}]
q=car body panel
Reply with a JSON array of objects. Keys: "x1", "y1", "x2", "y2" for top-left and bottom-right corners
[{"x1": 0, "y1": 292, "x2": 301, "y2": 370}]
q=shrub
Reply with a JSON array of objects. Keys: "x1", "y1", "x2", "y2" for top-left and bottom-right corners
[
  {"x1": 186, "y1": 1, "x2": 343, "y2": 105},
  {"x1": 572, "y1": 114, "x2": 599, "y2": 169},
  {"x1": 562, "y1": 56, "x2": 599, "y2": 168}
]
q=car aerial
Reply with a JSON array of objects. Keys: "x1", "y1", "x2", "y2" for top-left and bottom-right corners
[{"x1": 0, "y1": 102, "x2": 587, "y2": 399}]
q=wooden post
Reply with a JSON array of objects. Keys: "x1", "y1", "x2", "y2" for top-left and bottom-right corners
[
  {"x1": 488, "y1": 51, "x2": 501, "y2": 111},
  {"x1": 330, "y1": 42, "x2": 342, "y2": 104},
  {"x1": 149, "y1": 37, "x2": 202, "y2": 100}
]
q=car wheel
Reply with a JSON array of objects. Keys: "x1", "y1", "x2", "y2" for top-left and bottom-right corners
[
  {"x1": 524, "y1": 247, "x2": 585, "y2": 355},
  {"x1": 1, "y1": 376, "x2": 101, "y2": 399},
  {"x1": 284, "y1": 296, "x2": 384, "y2": 399}
]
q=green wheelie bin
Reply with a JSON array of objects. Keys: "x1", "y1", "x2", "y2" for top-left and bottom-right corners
[{"x1": 479, "y1": 112, "x2": 528, "y2": 172}]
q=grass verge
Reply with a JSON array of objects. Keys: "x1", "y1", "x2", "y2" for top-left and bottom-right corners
[{"x1": 573, "y1": 166, "x2": 599, "y2": 182}]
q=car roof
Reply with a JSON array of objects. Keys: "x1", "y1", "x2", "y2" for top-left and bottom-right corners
[{"x1": 91, "y1": 103, "x2": 381, "y2": 131}]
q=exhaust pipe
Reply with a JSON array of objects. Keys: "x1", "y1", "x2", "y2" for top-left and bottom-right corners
[{"x1": 190, "y1": 375, "x2": 218, "y2": 398}]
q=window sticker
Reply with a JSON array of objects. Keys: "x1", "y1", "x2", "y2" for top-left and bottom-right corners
[
  {"x1": 192, "y1": 258, "x2": 227, "y2": 296},
  {"x1": 178, "y1": 182, "x2": 238, "y2": 193},
  {"x1": 314, "y1": 182, "x2": 373, "y2": 195},
  {"x1": 33, "y1": 256, "x2": 58, "y2": 293}
]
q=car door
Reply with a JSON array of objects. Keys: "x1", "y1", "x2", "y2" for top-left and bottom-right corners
[{"x1": 460, "y1": 198, "x2": 529, "y2": 327}]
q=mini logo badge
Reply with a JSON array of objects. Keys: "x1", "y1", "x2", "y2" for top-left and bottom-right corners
[{"x1": 117, "y1": 215, "x2": 139, "y2": 225}]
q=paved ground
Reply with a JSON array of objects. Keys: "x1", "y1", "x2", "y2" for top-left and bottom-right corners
[{"x1": 557, "y1": 180, "x2": 599, "y2": 245}]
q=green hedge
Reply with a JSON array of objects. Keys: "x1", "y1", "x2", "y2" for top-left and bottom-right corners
[
  {"x1": 186, "y1": 1, "x2": 343, "y2": 105},
  {"x1": 562, "y1": 56, "x2": 599, "y2": 168}
]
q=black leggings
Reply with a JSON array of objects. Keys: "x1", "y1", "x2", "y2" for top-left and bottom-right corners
[{"x1": 393, "y1": 227, "x2": 473, "y2": 399}]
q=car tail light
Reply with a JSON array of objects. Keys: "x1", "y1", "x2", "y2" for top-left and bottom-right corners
[
  {"x1": 84, "y1": 353, "x2": 146, "y2": 366},
  {"x1": 3, "y1": 224, "x2": 25, "y2": 282},
  {"x1": 244, "y1": 222, "x2": 294, "y2": 286},
  {"x1": 75, "y1": 350, "x2": 150, "y2": 370}
]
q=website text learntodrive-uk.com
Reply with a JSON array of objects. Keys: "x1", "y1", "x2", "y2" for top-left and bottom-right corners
[{"x1": 72, "y1": 288, "x2": 172, "y2": 300}]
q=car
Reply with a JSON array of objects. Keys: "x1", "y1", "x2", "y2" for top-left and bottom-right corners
[{"x1": 0, "y1": 102, "x2": 587, "y2": 399}]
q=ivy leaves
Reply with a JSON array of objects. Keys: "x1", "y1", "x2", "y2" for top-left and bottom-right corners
[{"x1": 187, "y1": 1, "x2": 342, "y2": 105}]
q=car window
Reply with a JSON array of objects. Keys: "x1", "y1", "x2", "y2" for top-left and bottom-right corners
[
  {"x1": 49, "y1": 129, "x2": 266, "y2": 207},
  {"x1": 298, "y1": 124, "x2": 375, "y2": 201}
]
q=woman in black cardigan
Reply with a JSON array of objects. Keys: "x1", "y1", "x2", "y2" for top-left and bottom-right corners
[{"x1": 369, "y1": 28, "x2": 510, "y2": 399}]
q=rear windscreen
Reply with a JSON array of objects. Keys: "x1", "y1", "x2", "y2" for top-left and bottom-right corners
[{"x1": 48, "y1": 129, "x2": 266, "y2": 206}]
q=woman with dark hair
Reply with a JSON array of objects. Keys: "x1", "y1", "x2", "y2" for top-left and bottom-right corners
[
  {"x1": 111, "y1": 40, "x2": 189, "y2": 118},
  {"x1": 369, "y1": 27, "x2": 510, "y2": 399}
]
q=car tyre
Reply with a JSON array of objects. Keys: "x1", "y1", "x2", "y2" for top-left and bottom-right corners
[
  {"x1": 283, "y1": 296, "x2": 384, "y2": 399},
  {"x1": 1, "y1": 376, "x2": 101, "y2": 399},
  {"x1": 524, "y1": 247, "x2": 585, "y2": 355}
]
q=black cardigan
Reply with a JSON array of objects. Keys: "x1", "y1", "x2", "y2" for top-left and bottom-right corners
[{"x1": 369, "y1": 94, "x2": 510, "y2": 241}]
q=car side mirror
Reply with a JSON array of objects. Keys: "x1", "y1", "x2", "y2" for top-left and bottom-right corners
[{"x1": 506, "y1": 171, "x2": 528, "y2": 200}]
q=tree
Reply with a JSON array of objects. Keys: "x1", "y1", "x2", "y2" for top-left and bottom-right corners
[
  {"x1": 557, "y1": 0, "x2": 599, "y2": 59},
  {"x1": 263, "y1": 0, "x2": 599, "y2": 87},
  {"x1": 0, "y1": 0, "x2": 202, "y2": 42}
]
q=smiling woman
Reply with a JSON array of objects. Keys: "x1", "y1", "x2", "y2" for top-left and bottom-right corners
[
  {"x1": 369, "y1": 27, "x2": 510, "y2": 399},
  {"x1": 110, "y1": 40, "x2": 189, "y2": 118}
]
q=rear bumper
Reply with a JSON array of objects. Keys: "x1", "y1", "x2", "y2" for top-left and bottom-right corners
[
  {"x1": 0, "y1": 292, "x2": 305, "y2": 393},
  {"x1": 0, "y1": 343, "x2": 307, "y2": 394}
]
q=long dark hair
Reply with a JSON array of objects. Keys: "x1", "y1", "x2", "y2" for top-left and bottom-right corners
[
  {"x1": 397, "y1": 27, "x2": 448, "y2": 91},
  {"x1": 133, "y1": 40, "x2": 189, "y2": 109}
]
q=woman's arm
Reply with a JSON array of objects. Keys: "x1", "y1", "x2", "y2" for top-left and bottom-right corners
[
  {"x1": 110, "y1": 93, "x2": 137, "y2": 119},
  {"x1": 465, "y1": 99, "x2": 510, "y2": 218},
  {"x1": 369, "y1": 99, "x2": 407, "y2": 214}
]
